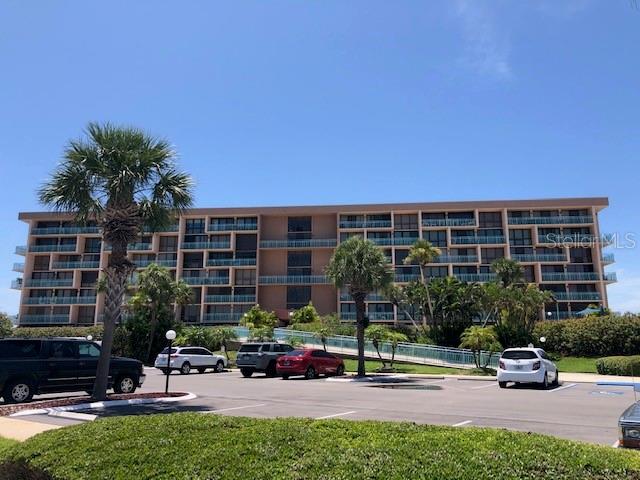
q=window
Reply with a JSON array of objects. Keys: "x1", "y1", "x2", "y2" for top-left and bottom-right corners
[
  {"x1": 237, "y1": 217, "x2": 258, "y2": 229},
  {"x1": 311, "y1": 350, "x2": 323, "y2": 357},
  {"x1": 234, "y1": 269, "x2": 256, "y2": 286},
  {"x1": 260, "y1": 344, "x2": 272, "y2": 352},
  {"x1": 159, "y1": 236, "x2": 178, "y2": 252},
  {"x1": 569, "y1": 248, "x2": 592, "y2": 264},
  {"x1": 183, "y1": 253, "x2": 203, "y2": 269},
  {"x1": 287, "y1": 251, "x2": 311, "y2": 276},
  {"x1": 478, "y1": 212, "x2": 502, "y2": 229},
  {"x1": 78, "y1": 342, "x2": 100, "y2": 358},
  {"x1": 394, "y1": 214, "x2": 418, "y2": 230},
  {"x1": 426, "y1": 266, "x2": 448, "y2": 278},
  {"x1": 501, "y1": 350, "x2": 537, "y2": 360},
  {"x1": 288, "y1": 217, "x2": 312, "y2": 239},
  {"x1": 236, "y1": 234, "x2": 257, "y2": 253},
  {"x1": 287, "y1": 286, "x2": 311, "y2": 309},
  {"x1": 239, "y1": 344, "x2": 260, "y2": 353},
  {"x1": 481, "y1": 248, "x2": 504, "y2": 264},
  {"x1": 50, "y1": 341, "x2": 77, "y2": 359},
  {"x1": 84, "y1": 238, "x2": 101, "y2": 253},
  {"x1": 424, "y1": 230, "x2": 447, "y2": 247},
  {"x1": 509, "y1": 229, "x2": 532, "y2": 246},
  {"x1": 185, "y1": 219, "x2": 205, "y2": 235},
  {"x1": 395, "y1": 250, "x2": 410, "y2": 265},
  {"x1": 0, "y1": 340, "x2": 42, "y2": 358},
  {"x1": 33, "y1": 256, "x2": 50, "y2": 271}
]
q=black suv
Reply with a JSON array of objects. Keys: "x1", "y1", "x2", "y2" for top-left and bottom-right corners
[
  {"x1": 236, "y1": 342, "x2": 294, "y2": 377},
  {"x1": 0, "y1": 338, "x2": 145, "y2": 403}
]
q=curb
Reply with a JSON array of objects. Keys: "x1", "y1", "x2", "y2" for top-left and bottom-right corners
[{"x1": 10, "y1": 392, "x2": 197, "y2": 418}]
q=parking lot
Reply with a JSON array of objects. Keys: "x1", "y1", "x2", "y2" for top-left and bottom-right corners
[{"x1": 17, "y1": 367, "x2": 633, "y2": 447}]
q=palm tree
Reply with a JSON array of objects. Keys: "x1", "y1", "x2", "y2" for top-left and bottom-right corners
[
  {"x1": 491, "y1": 258, "x2": 524, "y2": 287},
  {"x1": 459, "y1": 326, "x2": 502, "y2": 369},
  {"x1": 404, "y1": 239, "x2": 441, "y2": 327},
  {"x1": 39, "y1": 123, "x2": 193, "y2": 400},
  {"x1": 325, "y1": 236, "x2": 393, "y2": 376}
]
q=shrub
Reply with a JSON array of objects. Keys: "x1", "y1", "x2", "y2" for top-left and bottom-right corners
[
  {"x1": 11, "y1": 326, "x2": 104, "y2": 340},
  {"x1": 595, "y1": 355, "x2": 640, "y2": 376},
  {"x1": 289, "y1": 303, "x2": 320, "y2": 324},
  {"x1": 0, "y1": 313, "x2": 13, "y2": 338},
  {"x1": 533, "y1": 315, "x2": 640, "y2": 356},
  {"x1": 175, "y1": 327, "x2": 221, "y2": 352}
]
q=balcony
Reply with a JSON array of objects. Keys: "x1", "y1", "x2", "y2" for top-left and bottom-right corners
[
  {"x1": 541, "y1": 272, "x2": 600, "y2": 282},
  {"x1": 258, "y1": 275, "x2": 330, "y2": 285},
  {"x1": 206, "y1": 258, "x2": 257, "y2": 267},
  {"x1": 339, "y1": 220, "x2": 392, "y2": 229},
  {"x1": 143, "y1": 224, "x2": 179, "y2": 232},
  {"x1": 553, "y1": 292, "x2": 601, "y2": 301},
  {"x1": 182, "y1": 241, "x2": 231, "y2": 250},
  {"x1": 208, "y1": 222, "x2": 257, "y2": 232},
  {"x1": 31, "y1": 226, "x2": 100, "y2": 235},
  {"x1": 182, "y1": 277, "x2": 230, "y2": 286},
  {"x1": 202, "y1": 312, "x2": 245, "y2": 323},
  {"x1": 29, "y1": 244, "x2": 77, "y2": 253},
  {"x1": 602, "y1": 253, "x2": 615, "y2": 265},
  {"x1": 454, "y1": 273, "x2": 498, "y2": 282},
  {"x1": 604, "y1": 272, "x2": 617, "y2": 283},
  {"x1": 24, "y1": 279, "x2": 74, "y2": 288},
  {"x1": 508, "y1": 215, "x2": 593, "y2": 225},
  {"x1": 11, "y1": 278, "x2": 23, "y2": 289},
  {"x1": 340, "y1": 312, "x2": 394, "y2": 321},
  {"x1": 340, "y1": 293, "x2": 387, "y2": 302},
  {"x1": 394, "y1": 274, "x2": 420, "y2": 283},
  {"x1": 13, "y1": 262, "x2": 24, "y2": 272},
  {"x1": 20, "y1": 315, "x2": 70, "y2": 325},
  {"x1": 205, "y1": 295, "x2": 256, "y2": 303},
  {"x1": 23, "y1": 296, "x2": 97, "y2": 305},
  {"x1": 368, "y1": 237, "x2": 419, "y2": 247},
  {"x1": 134, "y1": 259, "x2": 178, "y2": 268},
  {"x1": 103, "y1": 243, "x2": 152, "y2": 251},
  {"x1": 52, "y1": 261, "x2": 100, "y2": 269},
  {"x1": 540, "y1": 234, "x2": 613, "y2": 245},
  {"x1": 451, "y1": 236, "x2": 505, "y2": 245},
  {"x1": 259, "y1": 239, "x2": 337, "y2": 249},
  {"x1": 15, "y1": 245, "x2": 27, "y2": 256},
  {"x1": 422, "y1": 218, "x2": 475, "y2": 227},
  {"x1": 511, "y1": 254, "x2": 567, "y2": 262},
  {"x1": 434, "y1": 255, "x2": 478, "y2": 263}
]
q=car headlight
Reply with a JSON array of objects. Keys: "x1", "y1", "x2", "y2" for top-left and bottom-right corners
[{"x1": 623, "y1": 427, "x2": 640, "y2": 439}]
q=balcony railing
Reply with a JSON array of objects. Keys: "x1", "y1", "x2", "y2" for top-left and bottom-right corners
[
  {"x1": 553, "y1": 292, "x2": 601, "y2": 301},
  {"x1": 23, "y1": 296, "x2": 97, "y2": 305},
  {"x1": 604, "y1": 272, "x2": 617, "y2": 282},
  {"x1": 340, "y1": 312, "x2": 394, "y2": 321},
  {"x1": 15, "y1": 245, "x2": 27, "y2": 256},
  {"x1": 258, "y1": 275, "x2": 330, "y2": 285},
  {"x1": 508, "y1": 215, "x2": 593, "y2": 225},
  {"x1": 451, "y1": 236, "x2": 505, "y2": 245},
  {"x1": 368, "y1": 237, "x2": 419, "y2": 247},
  {"x1": 422, "y1": 218, "x2": 475, "y2": 227},
  {"x1": 182, "y1": 277, "x2": 230, "y2": 285},
  {"x1": 208, "y1": 222, "x2": 258, "y2": 232},
  {"x1": 20, "y1": 315, "x2": 70, "y2": 325},
  {"x1": 206, "y1": 258, "x2": 257, "y2": 267},
  {"x1": 29, "y1": 244, "x2": 77, "y2": 253},
  {"x1": 602, "y1": 253, "x2": 615, "y2": 265},
  {"x1": 24, "y1": 279, "x2": 74, "y2": 288},
  {"x1": 202, "y1": 312, "x2": 245, "y2": 323},
  {"x1": 13, "y1": 263, "x2": 24, "y2": 272},
  {"x1": 52, "y1": 261, "x2": 100, "y2": 269},
  {"x1": 11, "y1": 279, "x2": 23, "y2": 289},
  {"x1": 143, "y1": 224, "x2": 179, "y2": 232},
  {"x1": 31, "y1": 226, "x2": 100, "y2": 235},
  {"x1": 434, "y1": 255, "x2": 478, "y2": 263},
  {"x1": 340, "y1": 293, "x2": 387, "y2": 302},
  {"x1": 541, "y1": 272, "x2": 600, "y2": 282},
  {"x1": 511, "y1": 254, "x2": 567, "y2": 262},
  {"x1": 259, "y1": 239, "x2": 337, "y2": 249},
  {"x1": 339, "y1": 220, "x2": 392, "y2": 229},
  {"x1": 540, "y1": 234, "x2": 613, "y2": 245},
  {"x1": 394, "y1": 274, "x2": 421, "y2": 283},
  {"x1": 133, "y1": 259, "x2": 178, "y2": 268},
  {"x1": 181, "y1": 242, "x2": 231, "y2": 250},
  {"x1": 205, "y1": 295, "x2": 256, "y2": 303},
  {"x1": 454, "y1": 273, "x2": 498, "y2": 282}
]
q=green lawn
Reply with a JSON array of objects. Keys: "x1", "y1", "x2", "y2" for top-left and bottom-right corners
[
  {"x1": 0, "y1": 437, "x2": 18, "y2": 457},
  {"x1": 555, "y1": 356, "x2": 598, "y2": 374},
  {"x1": 341, "y1": 358, "x2": 486, "y2": 375},
  {"x1": 1, "y1": 414, "x2": 638, "y2": 479}
]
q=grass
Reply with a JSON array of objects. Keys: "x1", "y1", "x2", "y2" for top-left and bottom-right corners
[
  {"x1": 341, "y1": 358, "x2": 487, "y2": 375},
  {"x1": 555, "y1": 356, "x2": 599, "y2": 374},
  {"x1": 0, "y1": 437, "x2": 17, "y2": 457},
  {"x1": 1, "y1": 414, "x2": 639, "y2": 480}
]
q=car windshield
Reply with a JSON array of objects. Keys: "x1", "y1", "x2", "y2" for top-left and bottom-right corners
[
  {"x1": 239, "y1": 344, "x2": 261, "y2": 353},
  {"x1": 286, "y1": 350, "x2": 306, "y2": 357},
  {"x1": 501, "y1": 350, "x2": 538, "y2": 360},
  {"x1": 160, "y1": 348, "x2": 178, "y2": 354}
]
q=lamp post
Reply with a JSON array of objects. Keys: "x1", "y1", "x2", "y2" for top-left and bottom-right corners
[
  {"x1": 164, "y1": 329, "x2": 176, "y2": 394},
  {"x1": 547, "y1": 311, "x2": 552, "y2": 320}
]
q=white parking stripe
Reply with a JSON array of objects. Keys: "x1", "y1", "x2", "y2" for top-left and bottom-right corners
[
  {"x1": 612, "y1": 440, "x2": 620, "y2": 448},
  {"x1": 204, "y1": 403, "x2": 266, "y2": 414},
  {"x1": 547, "y1": 383, "x2": 577, "y2": 393},
  {"x1": 452, "y1": 420, "x2": 472, "y2": 427},
  {"x1": 315, "y1": 411, "x2": 357, "y2": 420},
  {"x1": 471, "y1": 382, "x2": 498, "y2": 390}
]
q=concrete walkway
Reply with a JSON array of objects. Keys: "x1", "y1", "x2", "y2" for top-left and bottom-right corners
[{"x1": 0, "y1": 417, "x2": 61, "y2": 441}]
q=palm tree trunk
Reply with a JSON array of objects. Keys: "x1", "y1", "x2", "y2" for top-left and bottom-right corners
[
  {"x1": 145, "y1": 306, "x2": 158, "y2": 364},
  {"x1": 419, "y1": 264, "x2": 434, "y2": 328},
  {"x1": 353, "y1": 293, "x2": 367, "y2": 377}
]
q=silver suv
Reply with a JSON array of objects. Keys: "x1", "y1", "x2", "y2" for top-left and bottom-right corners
[
  {"x1": 154, "y1": 346, "x2": 227, "y2": 375},
  {"x1": 236, "y1": 342, "x2": 294, "y2": 378}
]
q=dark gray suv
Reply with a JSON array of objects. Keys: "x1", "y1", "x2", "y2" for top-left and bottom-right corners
[{"x1": 236, "y1": 342, "x2": 294, "y2": 378}]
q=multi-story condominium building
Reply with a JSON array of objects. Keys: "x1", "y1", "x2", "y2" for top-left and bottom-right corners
[{"x1": 11, "y1": 197, "x2": 616, "y2": 327}]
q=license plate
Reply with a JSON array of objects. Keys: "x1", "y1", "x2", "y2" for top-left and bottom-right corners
[
  {"x1": 515, "y1": 365, "x2": 523, "y2": 370},
  {"x1": 283, "y1": 361, "x2": 290, "y2": 366}
]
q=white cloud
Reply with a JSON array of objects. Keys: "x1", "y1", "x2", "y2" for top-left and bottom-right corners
[
  {"x1": 452, "y1": 0, "x2": 513, "y2": 80},
  {"x1": 606, "y1": 270, "x2": 640, "y2": 313}
]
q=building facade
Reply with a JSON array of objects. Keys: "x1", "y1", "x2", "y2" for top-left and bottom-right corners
[{"x1": 11, "y1": 197, "x2": 616, "y2": 327}]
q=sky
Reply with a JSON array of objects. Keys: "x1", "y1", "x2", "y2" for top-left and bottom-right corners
[{"x1": 0, "y1": 0, "x2": 638, "y2": 315}]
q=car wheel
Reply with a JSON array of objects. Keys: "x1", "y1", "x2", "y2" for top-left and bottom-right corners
[
  {"x1": 336, "y1": 365, "x2": 345, "y2": 376},
  {"x1": 197, "y1": 368, "x2": 206, "y2": 374},
  {"x1": 553, "y1": 370, "x2": 560, "y2": 387},
  {"x1": 498, "y1": 381, "x2": 507, "y2": 389},
  {"x1": 215, "y1": 360, "x2": 225, "y2": 373},
  {"x1": 265, "y1": 362, "x2": 277, "y2": 378},
  {"x1": 541, "y1": 372, "x2": 549, "y2": 389},
  {"x1": 3, "y1": 380, "x2": 34, "y2": 404},
  {"x1": 114, "y1": 375, "x2": 136, "y2": 394},
  {"x1": 282, "y1": 374, "x2": 289, "y2": 380},
  {"x1": 160, "y1": 368, "x2": 170, "y2": 375},
  {"x1": 180, "y1": 362, "x2": 191, "y2": 375},
  {"x1": 305, "y1": 366, "x2": 316, "y2": 380},
  {"x1": 240, "y1": 368, "x2": 254, "y2": 378}
]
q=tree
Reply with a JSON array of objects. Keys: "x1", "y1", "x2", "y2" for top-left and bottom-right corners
[
  {"x1": 176, "y1": 327, "x2": 220, "y2": 352},
  {"x1": 314, "y1": 326, "x2": 333, "y2": 351},
  {"x1": 365, "y1": 324, "x2": 390, "y2": 366},
  {"x1": 404, "y1": 240, "x2": 441, "y2": 327},
  {"x1": 326, "y1": 236, "x2": 393, "y2": 376},
  {"x1": 39, "y1": 123, "x2": 193, "y2": 400},
  {"x1": 429, "y1": 277, "x2": 480, "y2": 346},
  {"x1": 127, "y1": 264, "x2": 192, "y2": 362},
  {"x1": 240, "y1": 305, "x2": 278, "y2": 341},
  {"x1": 387, "y1": 331, "x2": 408, "y2": 367},
  {"x1": 212, "y1": 327, "x2": 238, "y2": 361},
  {"x1": 290, "y1": 303, "x2": 320, "y2": 324},
  {"x1": 491, "y1": 258, "x2": 524, "y2": 287},
  {"x1": 0, "y1": 313, "x2": 13, "y2": 337},
  {"x1": 459, "y1": 326, "x2": 502, "y2": 369}
]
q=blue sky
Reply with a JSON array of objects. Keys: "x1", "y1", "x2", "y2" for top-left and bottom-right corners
[{"x1": 0, "y1": 0, "x2": 638, "y2": 315}]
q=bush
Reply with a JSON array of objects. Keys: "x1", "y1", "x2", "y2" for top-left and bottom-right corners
[
  {"x1": 11, "y1": 326, "x2": 104, "y2": 340},
  {"x1": 595, "y1": 355, "x2": 640, "y2": 376},
  {"x1": 289, "y1": 321, "x2": 356, "y2": 337},
  {"x1": 533, "y1": 315, "x2": 640, "y2": 356},
  {"x1": 1, "y1": 414, "x2": 639, "y2": 480},
  {"x1": 289, "y1": 303, "x2": 320, "y2": 324},
  {"x1": 175, "y1": 327, "x2": 221, "y2": 352}
]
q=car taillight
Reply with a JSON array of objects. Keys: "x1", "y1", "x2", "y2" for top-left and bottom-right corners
[
  {"x1": 170, "y1": 354, "x2": 179, "y2": 358},
  {"x1": 532, "y1": 361, "x2": 541, "y2": 370},
  {"x1": 499, "y1": 361, "x2": 505, "y2": 370}
]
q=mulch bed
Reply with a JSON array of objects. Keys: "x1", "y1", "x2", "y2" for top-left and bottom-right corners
[{"x1": 0, "y1": 392, "x2": 188, "y2": 417}]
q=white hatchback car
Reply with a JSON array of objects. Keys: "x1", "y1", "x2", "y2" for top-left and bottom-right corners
[
  {"x1": 497, "y1": 348, "x2": 559, "y2": 389},
  {"x1": 154, "y1": 346, "x2": 227, "y2": 375}
]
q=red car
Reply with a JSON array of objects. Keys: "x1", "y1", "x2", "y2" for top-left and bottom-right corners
[{"x1": 276, "y1": 349, "x2": 345, "y2": 379}]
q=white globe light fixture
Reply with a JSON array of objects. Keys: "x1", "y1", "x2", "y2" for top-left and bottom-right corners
[
  {"x1": 166, "y1": 330, "x2": 176, "y2": 341},
  {"x1": 86, "y1": 335, "x2": 93, "y2": 341},
  {"x1": 540, "y1": 336, "x2": 546, "y2": 344}
]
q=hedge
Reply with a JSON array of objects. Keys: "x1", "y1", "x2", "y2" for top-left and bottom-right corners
[
  {"x1": 2, "y1": 414, "x2": 640, "y2": 480},
  {"x1": 596, "y1": 355, "x2": 640, "y2": 376},
  {"x1": 533, "y1": 315, "x2": 640, "y2": 356},
  {"x1": 8, "y1": 326, "x2": 104, "y2": 340}
]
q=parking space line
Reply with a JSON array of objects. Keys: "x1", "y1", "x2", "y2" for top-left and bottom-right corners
[
  {"x1": 547, "y1": 383, "x2": 577, "y2": 393},
  {"x1": 612, "y1": 440, "x2": 619, "y2": 448},
  {"x1": 452, "y1": 420, "x2": 472, "y2": 427},
  {"x1": 204, "y1": 403, "x2": 266, "y2": 414},
  {"x1": 315, "y1": 411, "x2": 357, "y2": 420},
  {"x1": 471, "y1": 382, "x2": 497, "y2": 390}
]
